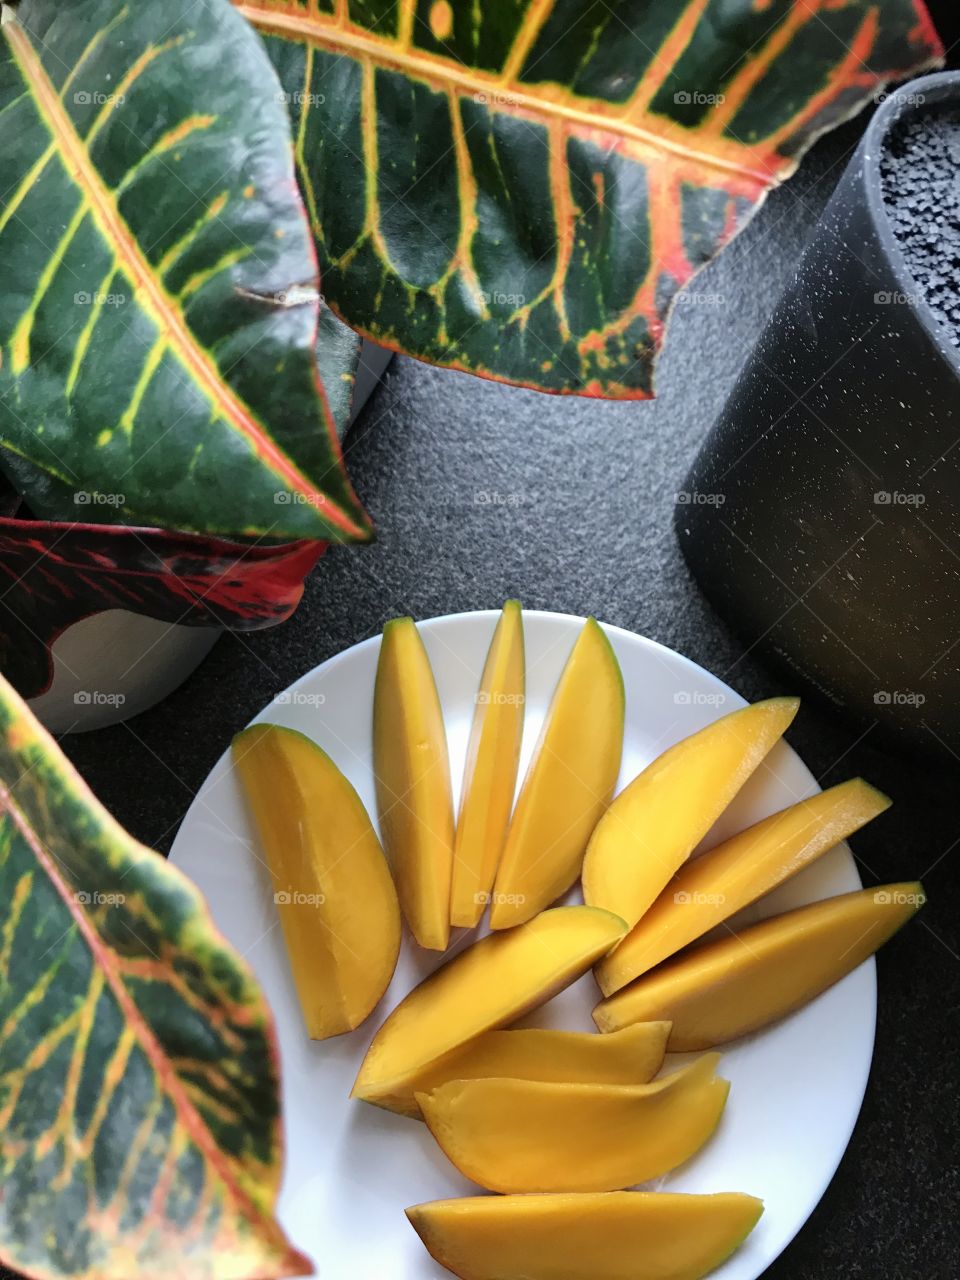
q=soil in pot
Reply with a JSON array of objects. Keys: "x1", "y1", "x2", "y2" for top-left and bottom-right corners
[{"x1": 881, "y1": 103, "x2": 960, "y2": 346}]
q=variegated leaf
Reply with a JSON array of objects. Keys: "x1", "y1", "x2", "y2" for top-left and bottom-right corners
[
  {"x1": 0, "y1": 0, "x2": 371, "y2": 540},
  {"x1": 239, "y1": 0, "x2": 943, "y2": 397},
  {"x1": 0, "y1": 671, "x2": 311, "y2": 1279}
]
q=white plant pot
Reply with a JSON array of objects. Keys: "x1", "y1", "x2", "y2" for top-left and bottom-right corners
[{"x1": 29, "y1": 340, "x2": 393, "y2": 734}]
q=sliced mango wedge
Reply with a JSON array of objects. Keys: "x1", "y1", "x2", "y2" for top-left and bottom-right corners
[
  {"x1": 352, "y1": 905, "x2": 627, "y2": 1113},
  {"x1": 491, "y1": 618, "x2": 624, "y2": 929},
  {"x1": 582, "y1": 697, "x2": 799, "y2": 931},
  {"x1": 232, "y1": 724, "x2": 401, "y2": 1040},
  {"x1": 387, "y1": 1022, "x2": 670, "y2": 1119},
  {"x1": 450, "y1": 601, "x2": 525, "y2": 928},
  {"x1": 406, "y1": 1191, "x2": 764, "y2": 1280},
  {"x1": 374, "y1": 617, "x2": 455, "y2": 951},
  {"x1": 417, "y1": 1054, "x2": 728, "y2": 1193},
  {"x1": 594, "y1": 882, "x2": 925, "y2": 1049},
  {"x1": 596, "y1": 778, "x2": 891, "y2": 994}
]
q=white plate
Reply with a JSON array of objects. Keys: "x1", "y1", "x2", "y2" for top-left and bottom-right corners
[{"x1": 170, "y1": 610, "x2": 874, "y2": 1280}]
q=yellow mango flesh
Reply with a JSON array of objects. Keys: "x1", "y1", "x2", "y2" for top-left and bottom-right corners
[
  {"x1": 417, "y1": 1054, "x2": 728, "y2": 1193},
  {"x1": 352, "y1": 905, "x2": 627, "y2": 1112},
  {"x1": 491, "y1": 618, "x2": 624, "y2": 929},
  {"x1": 595, "y1": 882, "x2": 924, "y2": 1049},
  {"x1": 374, "y1": 617, "x2": 455, "y2": 950},
  {"x1": 596, "y1": 777, "x2": 890, "y2": 994},
  {"x1": 232, "y1": 724, "x2": 401, "y2": 1040},
  {"x1": 388, "y1": 1022, "x2": 670, "y2": 1119},
  {"x1": 451, "y1": 601, "x2": 525, "y2": 927},
  {"x1": 406, "y1": 1191, "x2": 764, "y2": 1280},
  {"x1": 582, "y1": 697, "x2": 799, "y2": 931}
]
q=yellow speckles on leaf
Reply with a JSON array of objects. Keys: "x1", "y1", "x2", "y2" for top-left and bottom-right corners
[
  {"x1": 275, "y1": 228, "x2": 286, "y2": 239},
  {"x1": 244, "y1": 184, "x2": 255, "y2": 199},
  {"x1": 97, "y1": 429, "x2": 112, "y2": 447},
  {"x1": 429, "y1": 0, "x2": 454, "y2": 41}
]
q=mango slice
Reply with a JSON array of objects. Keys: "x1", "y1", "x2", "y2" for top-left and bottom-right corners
[
  {"x1": 594, "y1": 882, "x2": 925, "y2": 1049},
  {"x1": 582, "y1": 697, "x2": 799, "y2": 931},
  {"x1": 450, "y1": 602, "x2": 525, "y2": 927},
  {"x1": 386, "y1": 1021, "x2": 670, "y2": 1119},
  {"x1": 490, "y1": 618, "x2": 624, "y2": 929},
  {"x1": 596, "y1": 777, "x2": 891, "y2": 994},
  {"x1": 374, "y1": 617, "x2": 455, "y2": 950},
  {"x1": 232, "y1": 724, "x2": 401, "y2": 1040},
  {"x1": 417, "y1": 1054, "x2": 728, "y2": 1193},
  {"x1": 406, "y1": 1191, "x2": 764, "y2": 1280},
  {"x1": 352, "y1": 905, "x2": 627, "y2": 1112}
]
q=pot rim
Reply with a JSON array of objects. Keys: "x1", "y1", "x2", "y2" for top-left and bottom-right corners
[{"x1": 860, "y1": 69, "x2": 960, "y2": 371}]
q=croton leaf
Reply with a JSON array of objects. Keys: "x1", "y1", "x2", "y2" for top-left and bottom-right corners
[
  {"x1": 0, "y1": 0, "x2": 371, "y2": 541},
  {"x1": 0, "y1": 512, "x2": 326, "y2": 699},
  {"x1": 0, "y1": 672, "x2": 310, "y2": 1277},
  {"x1": 238, "y1": 0, "x2": 943, "y2": 398}
]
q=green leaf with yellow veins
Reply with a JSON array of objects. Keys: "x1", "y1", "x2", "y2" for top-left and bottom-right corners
[
  {"x1": 0, "y1": 0, "x2": 370, "y2": 541},
  {"x1": 237, "y1": 0, "x2": 943, "y2": 398},
  {"x1": 0, "y1": 669, "x2": 310, "y2": 1279}
]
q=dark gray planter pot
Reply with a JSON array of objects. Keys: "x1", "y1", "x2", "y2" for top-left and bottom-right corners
[{"x1": 676, "y1": 72, "x2": 960, "y2": 759}]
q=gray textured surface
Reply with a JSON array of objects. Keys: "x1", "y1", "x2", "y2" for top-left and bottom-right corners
[
  {"x1": 59, "y1": 113, "x2": 958, "y2": 1278},
  {"x1": 882, "y1": 102, "x2": 960, "y2": 348}
]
